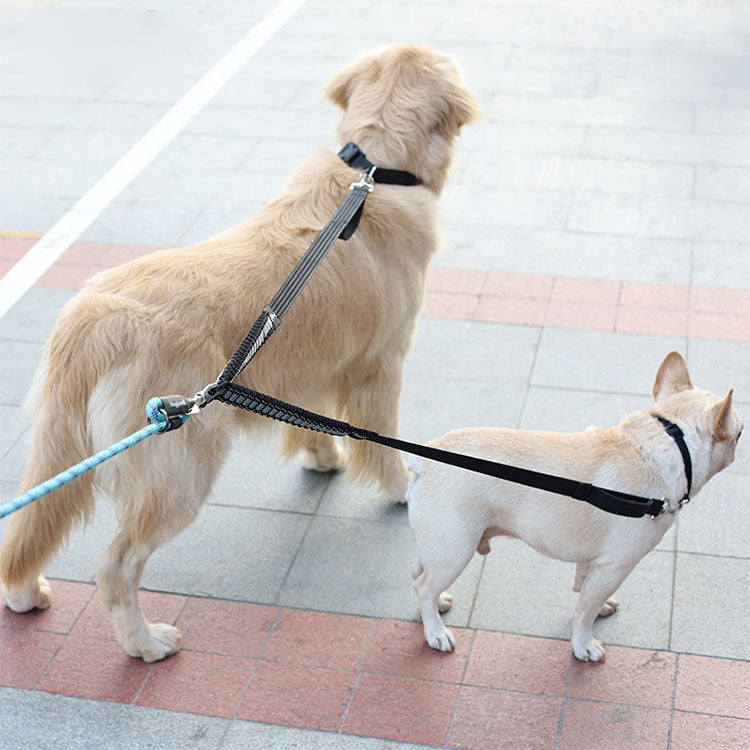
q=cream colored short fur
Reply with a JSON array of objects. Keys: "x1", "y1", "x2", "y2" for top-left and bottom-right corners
[
  {"x1": 407, "y1": 352, "x2": 742, "y2": 662},
  {"x1": 0, "y1": 43, "x2": 479, "y2": 662}
]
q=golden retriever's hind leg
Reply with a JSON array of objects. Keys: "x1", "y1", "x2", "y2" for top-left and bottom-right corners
[
  {"x1": 97, "y1": 421, "x2": 226, "y2": 662},
  {"x1": 97, "y1": 531, "x2": 182, "y2": 662},
  {"x1": 1, "y1": 425, "x2": 95, "y2": 614},
  {"x1": 2, "y1": 502, "x2": 57, "y2": 613},
  {"x1": 343, "y1": 366, "x2": 410, "y2": 500}
]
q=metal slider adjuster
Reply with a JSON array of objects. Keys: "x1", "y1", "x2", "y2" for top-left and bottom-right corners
[
  {"x1": 651, "y1": 499, "x2": 668, "y2": 520},
  {"x1": 191, "y1": 383, "x2": 216, "y2": 411},
  {"x1": 651, "y1": 495, "x2": 691, "y2": 520},
  {"x1": 350, "y1": 165, "x2": 376, "y2": 192}
]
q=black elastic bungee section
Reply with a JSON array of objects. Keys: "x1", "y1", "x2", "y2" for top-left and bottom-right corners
[
  {"x1": 214, "y1": 382, "x2": 352, "y2": 436},
  {"x1": 212, "y1": 382, "x2": 667, "y2": 519}
]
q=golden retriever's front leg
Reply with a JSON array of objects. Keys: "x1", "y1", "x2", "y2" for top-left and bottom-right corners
[
  {"x1": 301, "y1": 434, "x2": 347, "y2": 472},
  {"x1": 280, "y1": 415, "x2": 347, "y2": 473},
  {"x1": 297, "y1": 429, "x2": 347, "y2": 472}
]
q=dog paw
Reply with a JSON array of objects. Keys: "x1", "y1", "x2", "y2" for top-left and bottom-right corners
[
  {"x1": 3, "y1": 575, "x2": 52, "y2": 613},
  {"x1": 598, "y1": 597, "x2": 620, "y2": 618},
  {"x1": 125, "y1": 623, "x2": 183, "y2": 663},
  {"x1": 437, "y1": 591, "x2": 454, "y2": 613},
  {"x1": 385, "y1": 472, "x2": 410, "y2": 504},
  {"x1": 426, "y1": 626, "x2": 456, "y2": 652},
  {"x1": 301, "y1": 443, "x2": 347, "y2": 473},
  {"x1": 573, "y1": 638, "x2": 606, "y2": 663}
]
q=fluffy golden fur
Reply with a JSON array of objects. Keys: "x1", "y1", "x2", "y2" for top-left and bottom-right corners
[
  {"x1": 407, "y1": 352, "x2": 742, "y2": 661},
  {"x1": 0, "y1": 43, "x2": 479, "y2": 662}
]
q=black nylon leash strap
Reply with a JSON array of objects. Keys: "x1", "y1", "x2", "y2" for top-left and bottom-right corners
[{"x1": 213, "y1": 381, "x2": 666, "y2": 519}]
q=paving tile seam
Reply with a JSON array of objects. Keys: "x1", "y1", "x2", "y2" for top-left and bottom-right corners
[
  {"x1": 667, "y1": 651, "x2": 681, "y2": 747},
  {"x1": 444, "y1": 628, "x2": 479, "y2": 743},
  {"x1": 555, "y1": 655, "x2": 576, "y2": 750},
  {"x1": 558, "y1": 225, "x2": 750, "y2": 244},
  {"x1": 32, "y1": 637, "x2": 66, "y2": 694},
  {"x1": 227, "y1": 606, "x2": 283, "y2": 724},
  {"x1": 667, "y1": 529, "x2": 679, "y2": 655},
  {"x1": 131, "y1": 662, "x2": 158, "y2": 707},
  {"x1": 670, "y1": 549, "x2": 750, "y2": 564},
  {"x1": 337, "y1": 622, "x2": 379, "y2": 732},
  {"x1": 671, "y1": 708, "x2": 750, "y2": 722}
]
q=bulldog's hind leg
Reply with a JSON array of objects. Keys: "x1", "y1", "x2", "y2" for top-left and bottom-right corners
[
  {"x1": 410, "y1": 509, "x2": 480, "y2": 652},
  {"x1": 570, "y1": 560, "x2": 635, "y2": 662},
  {"x1": 573, "y1": 562, "x2": 620, "y2": 617}
]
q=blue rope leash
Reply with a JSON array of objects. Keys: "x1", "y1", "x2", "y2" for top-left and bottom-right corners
[{"x1": 0, "y1": 398, "x2": 188, "y2": 520}]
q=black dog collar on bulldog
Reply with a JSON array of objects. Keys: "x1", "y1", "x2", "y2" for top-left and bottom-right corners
[
  {"x1": 338, "y1": 142, "x2": 422, "y2": 186},
  {"x1": 654, "y1": 415, "x2": 693, "y2": 509}
]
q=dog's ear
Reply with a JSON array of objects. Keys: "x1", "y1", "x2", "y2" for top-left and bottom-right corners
[
  {"x1": 325, "y1": 53, "x2": 375, "y2": 111},
  {"x1": 653, "y1": 351, "x2": 692, "y2": 400},
  {"x1": 711, "y1": 389, "x2": 735, "y2": 441},
  {"x1": 437, "y1": 66, "x2": 481, "y2": 134}
]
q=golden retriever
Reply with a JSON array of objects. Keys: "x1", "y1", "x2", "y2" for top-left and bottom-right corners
[{"x1": 0, "y1": 43, "x2": 479, "y2": 661}]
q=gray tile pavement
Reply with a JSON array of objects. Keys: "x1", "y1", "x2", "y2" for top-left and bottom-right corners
[
  {"x1": 0, "y1": 287, "x2": 75, "y2": 343},
  {"x1": 677, "y1": 471, "x2": 750, "y2": 559},
  {"x1": 672, "y1": 553, "x2": 750, "y2": 660},
  {"x1": 531, "y1": 328, "x2": 687, "y2": 395},
  {"x1": 0, "y1": 340, "x2": 44, "y2": 405},
  {"x1": 0, "y1": 688, "x2": 229, "y2": 750},
  {"x1": 222, "y1": 720, "x2": 427, "y2": 750}
]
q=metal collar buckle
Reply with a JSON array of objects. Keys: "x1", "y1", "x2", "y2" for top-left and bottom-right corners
[{"x1": 350, "y1": 166, "x2": 376, "y2": 192}]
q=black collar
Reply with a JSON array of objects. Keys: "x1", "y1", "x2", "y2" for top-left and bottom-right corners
[
  {"x1": 338, "y1": 142, "x2": 422, "y2": 186},
  {"x1": 654, "y1": 415, "x2": 693, "y2": 502}
]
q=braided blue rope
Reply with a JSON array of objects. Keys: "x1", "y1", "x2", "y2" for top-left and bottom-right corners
[{"x1": 0, "y1": 398, "x2": 188, "y2": 520}]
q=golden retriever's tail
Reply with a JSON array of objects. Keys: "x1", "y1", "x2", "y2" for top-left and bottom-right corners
[{"x1": 0, "y1": 291, "x2": 138, "y2": 604}]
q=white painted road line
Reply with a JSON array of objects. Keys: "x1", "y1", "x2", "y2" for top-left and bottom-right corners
[{"x1": 0, "y1": 0, "x2": 308, "y2": 320}]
